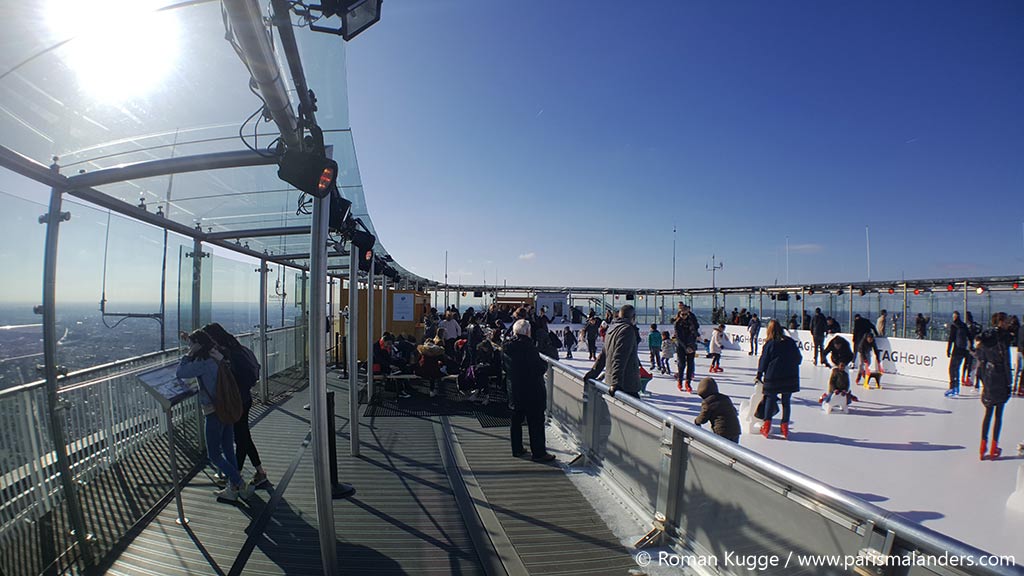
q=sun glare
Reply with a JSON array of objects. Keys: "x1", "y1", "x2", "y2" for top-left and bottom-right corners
[{"x1": 47, "y1": 0, "x2": 180, "y2": 104}]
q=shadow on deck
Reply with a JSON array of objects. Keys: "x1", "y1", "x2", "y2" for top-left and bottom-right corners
[{"x1": 102, "y1": 370, "x2": 636, "y2": 575}]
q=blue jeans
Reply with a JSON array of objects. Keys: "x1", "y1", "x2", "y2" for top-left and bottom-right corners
[
  {"x1": 205, "y1": 414, "x2": 242, "y2": 486},
  {"x1": 763, "y1": 392, "x2": 792, "y2": 424}
]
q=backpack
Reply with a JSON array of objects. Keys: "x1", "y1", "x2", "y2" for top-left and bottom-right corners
[
  {"x1": 458, "y1": 364, "x2": 477, "y2": 392},
  {"x1": 214, "y1": 360, "x2": 243, "y2": 424},
  {"x1": 239, "y1": 345, "x2": 260, "y2": 381}
]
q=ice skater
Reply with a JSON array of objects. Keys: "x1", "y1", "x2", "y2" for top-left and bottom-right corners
[
  {"x1": 755, "y1": 320, "x2": 802, "y2": 440},
  {"x1": 748, "y1": 314, "x2": 761, "y2": 356},
  {"x1": 647, "y1": 323, "x2": 664, "y2": 372},
  {"x1": 708, "y1": 324, "x2": 726, "y2": 373},
  {"x1": 945, "y1": 311, "x2": 970, "y2": 398},
  {"x1": 977, "y1": 313, "x2": 1012, "y2": 460},
  {"x1": 562, "y1": 325, "x2": 577, "y2": 360},
  {"x1": 694, "y1": 377, "x2": 741, "y2": 443},
  {"x1": 857, "y1": 333, "x2": 883, "y2": 389},
  {"x1": 660, "y1": 331, "x2": 676, "y2": 376}
]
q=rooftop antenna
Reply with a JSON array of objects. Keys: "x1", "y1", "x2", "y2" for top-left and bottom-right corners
[
  {"x1": 866, "y1": 225, "x2": 871, "y2": 283},
  {"x1": 672, "y1": 224, "x2": 677, "y2": 290}
]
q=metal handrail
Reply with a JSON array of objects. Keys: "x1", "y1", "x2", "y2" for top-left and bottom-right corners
[
  {"x1": 0, "y1": 348, "x2": 180, "y2": 400},
  {"x1": 541, "y1": 355, "x2": 1020, "y2": 576}
]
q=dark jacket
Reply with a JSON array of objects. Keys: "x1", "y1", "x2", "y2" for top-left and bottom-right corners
[
  {"x1": 227, "y1": 347, "x2": 258, "y2": 408},
  {"x1": 748, "y1": 317, "x2": 761, "y2": 335},
  {"x1": 858, "y1": 337, "x2": 880, "y2": 362},
  {"x1": 695, "y1": 378, "x2": 741, "y2": 440},
  {"x1": 584, "y1": 320, "x2": 601, "y2": 341},
  {"x1": 674, "y1": 313, "x2": 700, "y2": 351},
  {"x1": 372, "y1": 340, "x2": 392, "y2": 375},
  {"x1": 601, "y1": 317, "x2": 641, "y2": 397},
  {"x1": 801, "y1": 312, "x2": 811, "y2": 331},
  {"x1": 852, "y1": 317, "x2": 877, "y2": 348},
  {"x1": 757, "y1": 336, "x2": 802, "y2": 394},
  {"x1": 503, "y1": 335, "x2": 547, "y2": 412},
  {"x1": 826, "y1": 320, "x2": 842, "y2": 334},
  {"x1": 810, "y1": 313, "x2": 827, "y2": 339},
  {"x1": 976, "y1": 329, "x2": 1011, "y2": 407},
  {"x1": 824, "y1": 336, "x2": 855, "y2": 367},
  {"x1": 947, "y1": 319, "x2": 969, "y2": 354}
]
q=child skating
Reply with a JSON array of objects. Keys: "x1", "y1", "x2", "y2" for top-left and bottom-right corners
[
  {"x1": 708, "y1": 324, "x2": 726, "y2": 373},
  {"x1": 647, "y1": 324, "x2": 664, "y2": 372},
  {"x1": 660, "y1": 332, "x2": 676, "y2": 376}
]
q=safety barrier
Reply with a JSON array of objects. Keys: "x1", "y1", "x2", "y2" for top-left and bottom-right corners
[{"x1": 542, "y1": 355, "x2": 1020, "y2": 576}]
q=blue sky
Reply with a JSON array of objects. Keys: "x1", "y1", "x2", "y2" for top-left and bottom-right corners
[
  {"x1": 1, "y1": 1, "x2": 1022, "y2": 305},
  {"x1": 346, "y1": 0, "x2": 1024, "y2": 289}
]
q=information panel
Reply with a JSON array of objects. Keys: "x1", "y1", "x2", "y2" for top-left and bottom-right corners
[
  {"x1": 137, "y1": 364, "x2": 196, "y2": 409},
  {"x1": 392, "y1": 292, "x2": 415, "y2": 321}
]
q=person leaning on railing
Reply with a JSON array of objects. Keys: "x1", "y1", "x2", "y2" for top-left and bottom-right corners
[
  {"x1": 203, "y1": 322, "x2": 270, "y2": 489},
  {"x1": 583, "y1": 305, "x2": 641, "y2": 399},
  {"x1": 176, "y1": 330, "x2": 253, "y2": 503}
]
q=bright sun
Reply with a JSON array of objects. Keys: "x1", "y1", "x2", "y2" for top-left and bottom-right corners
[{"x1": 47, "y1": 0, "x2": 180, "y2": 104}]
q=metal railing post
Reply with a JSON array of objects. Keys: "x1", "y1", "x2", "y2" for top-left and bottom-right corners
[
  {"x1": 366, "y1": 258, "x2": 375, "y2": 402},
  {"x1": 259, "y1": 259, "x2": 269, "y2": 402},
  {"x1": 308, "y1": 191, "x2": 337, "y2": 575},
  {"x1": 102, "y1": 380, "x2": 117, "y2": 468},
  {"x1": 347, "y1": 245, "x2": 360, "y2": 456},
  {"x1": 545, "y1": 363, "x2": 554, "y2": 422},
  {"x1": 39, "y1": 176, "x2": 95, "y2": 570},
  {"x1": 581, "y1": 379, "x2": 600, "y2": 463},
  {"x1": 653, "y1": 423, "x2": 687, "y2": 544}
]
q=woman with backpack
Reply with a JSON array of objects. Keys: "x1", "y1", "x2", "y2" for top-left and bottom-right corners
[
  {"x1": 204, "y1": 323, "x2": 269, "y2": 488},
  {"x1": 177, "y1": 330, "x2": 252, "y2": 502}
]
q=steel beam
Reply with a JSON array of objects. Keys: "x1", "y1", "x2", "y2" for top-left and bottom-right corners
[
  {"x1": 207, "y1": 226, "x2": 310, "y2": 241},
  {"x1": 65, "y1": 149, "x2": 280, "y2": 189},
  {"x1": 366, "y1": 258, "x2": 375, "y2": 402},
  {"x1": 221, "y1": 0, "x2": 300, "y2": 147},
  {"x1": 347, "y1": 244, "x2": 360, "y2": 457}
]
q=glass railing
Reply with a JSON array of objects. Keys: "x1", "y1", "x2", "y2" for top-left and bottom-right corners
[
  {"x1": 0, "y1": 324, "x2": 308, "y2": 575},
  {"x1": 541, "y1": 355, "x2": 1018, "y2": 576}
]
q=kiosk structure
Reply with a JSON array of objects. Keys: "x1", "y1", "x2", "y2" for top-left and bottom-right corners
[{"x1": 137, "y1": 364, "x2": 197, "y2": 525}]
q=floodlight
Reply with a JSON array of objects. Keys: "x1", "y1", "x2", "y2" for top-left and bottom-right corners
[
  {"x1": 913, "y1": 289, "x2": 921, "y2": 295},
  {"x1": 310, "y1": 0, "x2": 382, "y2": 41},
  {"x1": 278, "y1": 148, "x2": 338, "y2": 198},
  {"x1": 976, "y1": 286, "x2": 985, "y2": 295},
  {"x1": 888, "y1": 288, "x2": 895, "y2": 294},
  {"x1": 947, "y1": 284, "x2": 955, "y2": 292},
  {"x1": 328, "y1": 188, "x2": 353, "y2": 232}
]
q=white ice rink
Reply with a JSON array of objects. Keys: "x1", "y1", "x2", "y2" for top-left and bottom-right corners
[{"x1": 558, "y1": 338, "x2": 1024, "y2": 561}]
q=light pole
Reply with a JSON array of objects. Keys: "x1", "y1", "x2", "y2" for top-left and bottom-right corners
[
  {"x1": 672, "y1": 224, "x2": 677, "y2": 290},
  {"x1": 707, "y1": 254, "x2": 723, "y2": 317}
]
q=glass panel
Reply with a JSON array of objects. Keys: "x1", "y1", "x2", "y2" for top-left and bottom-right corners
[
  {"x1": 677, "y1": 447, "x2": 863, "y2": 572},
  {"x1": 209, "y1": 250, "x2": 260, "y2": 336},
  {"x1": 550, "y1": 368, "x2": 584, "y2": 445},
  {"x1": 590, "y1": 397, "x2": 663, "y2": 515},
  {"x1": 176, "y1": 242, "x2": 211, "y2": 334},
  {"x1": 0, "y1": 176, "x2": 47, "y2": 389}
]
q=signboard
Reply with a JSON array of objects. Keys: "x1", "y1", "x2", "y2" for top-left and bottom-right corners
[
  {"x1": 392, "y1": 292, "x2": 415, "y2": 322},
  {"x1": 137, "y1": 364, "x2": 196, "y2": 409}
]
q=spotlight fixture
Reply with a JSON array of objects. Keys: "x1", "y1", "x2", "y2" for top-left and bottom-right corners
[
  {"x1": 807, "y1": 288, "x2": 814, "y2": 295},
  {"x1": 1014, "y1": 282, "x2": 1020, "y2": 290},
  {"x1": 277, "y1": 125, "x2": 338, "y2": 198},
  {"x1": 947, "y1": 284, "x2": 955, "y2": 292},
  {"x1": 858, "y1": 288, "x2": 865, "y2": 297},
  {"x1": 913, "y1": 289, "x2": 921, "y2": 295},
  {"x1": 976, "y1": 286, "x2": 985, "y2": 295},
  {"x1": 307, "y1": 0, "x2": 383, "y2": 41},
  {"x1": 888, "y1": 288, "x2": 895, "y2": 295}
]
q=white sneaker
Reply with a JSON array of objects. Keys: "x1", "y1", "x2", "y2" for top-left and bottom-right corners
[
  {"x1": 238, "y1": 481, "x2": 255, "y2": 500},
  {"x1": 216, "y1": 484, "x2": 239, "y2": 503}
]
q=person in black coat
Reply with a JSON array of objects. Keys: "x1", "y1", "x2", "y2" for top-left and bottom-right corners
[
  {"x1": 851, "y1": 314, "x2": 878, "y2": 351},
  {"x1": 976, "y1": 313, "x2": 1012, "y2": 460},
  {"x1": 821, "y1": 335, "x2": 854, "y2": 368},
  {"x1": 694, "y1": 377, "x2": 740, "y2": 443},
  {"x1": 755, "y1": 320, "x2": 801, "y2": 439},
  {"x1": 945, "y1": 311, "x2": 970, "y2": 397},
  {"x1": 810, "y1": 309, "x2": 828, "y2": 365},
  {"x1": 674, "y1": 305, "x2": 700, "y2": 393},
  {"x1": 503, "y1": 320, "x2": 556, "y2": 462},
  {"x1": 584, "y1": 316, "x2": 601, "y2": 361}
]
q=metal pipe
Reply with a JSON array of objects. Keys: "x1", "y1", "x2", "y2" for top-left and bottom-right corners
[
  {"x1": 259, "y1": 259, "x2": 270, "y2": 403},
  {"x1": 308, "y1": 193, "x2": 337, "y2": 575},
  {"x1": 40, "y1": 178, "x2": 95, "y2": 569},
  {"x1": 347, "y1": 246, "x2": 360, "y2": 456},
  {"x1": 64, "y1": 149, "x2": 280, "y2": 189},
  {"x1": 220, "y1": 0, "x2": 300, "y2": 147},
  {"x1": 366, "y1": 258, "x2": 375, "y2": 402},
  {"x1": 902, "y1": 283, "x2": 908, "y2": 338},
  {"x1": 381, "y1": 274, "x2": 388, "y2": 336},
  {"x1": 269, "y1": 0, "x2": 317, "y2": 125},
  {"x1": 191, "y1": 237, "x2": 203, "y2": 332}
]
